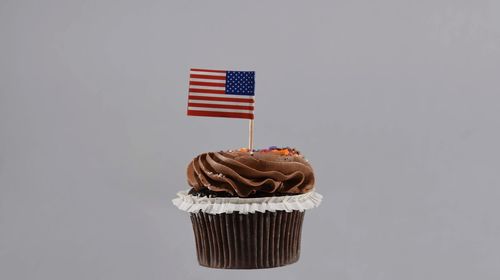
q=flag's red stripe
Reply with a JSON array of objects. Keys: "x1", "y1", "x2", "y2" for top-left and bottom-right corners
[
  {"x1": 189, "y1": 81, "x2": 226, "y2": 87},
  {"x1": 188, "y1": 95, "x2": 254, "y2": 103},
  {"x1": 190, "y1": 74, "x2": 226, "y2": 80},
  {"x1": 189, "y1": 88, "x2": 226, "y2": 94},
  {"x1": 188, "y1": 103, "x2": 254, "y2": 110},
  {"x1": 190, "y1": 68, "x2": 226, "y2": 73},
  {"x1": 188, "y1": 110, "x2": 254, "y2": 119}
]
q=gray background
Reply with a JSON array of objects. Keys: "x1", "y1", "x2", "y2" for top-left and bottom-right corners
[{"x1": 1, "y1": 0, "x2": 499, "y2": 279}]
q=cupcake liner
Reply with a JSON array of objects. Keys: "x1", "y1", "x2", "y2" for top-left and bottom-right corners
[
  {"x1": 190, "y1": 210, "x2": 305, "y2": 269},
  {"x1": 173, "y1": 191, "x2": 321, "y2": 268}
]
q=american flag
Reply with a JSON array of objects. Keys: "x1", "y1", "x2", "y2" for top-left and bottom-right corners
[{"x1": 187, "y1": 68, "x2": 255, "y2": 120}]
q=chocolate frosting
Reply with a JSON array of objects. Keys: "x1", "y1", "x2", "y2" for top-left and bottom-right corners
[{"x1": 187, "y1": 149, "x2": 315, "y2": 197}]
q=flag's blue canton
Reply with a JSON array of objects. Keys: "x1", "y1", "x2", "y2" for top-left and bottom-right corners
[{"x1": 225, "y1": 71, "x2": 255, "y2": 96}]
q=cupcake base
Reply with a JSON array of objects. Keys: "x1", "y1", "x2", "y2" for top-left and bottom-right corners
[{"x1": 190, "y1": 210, "x2": 305, "y2": 269}]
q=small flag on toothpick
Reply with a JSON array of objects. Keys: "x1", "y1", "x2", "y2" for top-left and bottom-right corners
[{"x1": 187, "y1": 68, "x2": 255, "y2": 120}]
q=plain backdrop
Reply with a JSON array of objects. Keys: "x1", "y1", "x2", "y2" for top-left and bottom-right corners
[{"x1": 1, "y1": 0, "x2": 500, "y2": 279}]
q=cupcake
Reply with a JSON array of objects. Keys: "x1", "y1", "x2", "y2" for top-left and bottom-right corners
[{"x1": 173, "y1": 147, "x2": 322, "y2": 269}]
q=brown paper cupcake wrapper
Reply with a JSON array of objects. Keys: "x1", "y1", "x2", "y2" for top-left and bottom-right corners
[{"x1": 190, "y1": 210, "x2": 305, "y2": 269}]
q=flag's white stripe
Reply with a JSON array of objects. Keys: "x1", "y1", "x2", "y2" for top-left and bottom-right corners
[
  {"x1": 189, "y1": 78, "x2": 226, "y2": 83},
  {"x1": 190, "y1": 71, "x2": 226, "y2": 76},
  {"x1": 188, "y1": 92, "x2": 255, "y2": 100},
  {"x1": 188, "y1": 107, "x2": 253, "y2": 114},
  {"x1": 189, "y1": 85, "x2": 225, "y2": 90},
  {"x1": 188, "y1": 100, "x2": 254, "y2": 106}
]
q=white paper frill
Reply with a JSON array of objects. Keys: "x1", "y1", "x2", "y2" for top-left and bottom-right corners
[{"x1": 172, "y1": 190, "x2": 322, "y2": 214}]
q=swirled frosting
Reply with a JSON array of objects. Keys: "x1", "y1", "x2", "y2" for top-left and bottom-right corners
[{"x1": 187, "y1": 147, "x2": 315, "y2": 197}]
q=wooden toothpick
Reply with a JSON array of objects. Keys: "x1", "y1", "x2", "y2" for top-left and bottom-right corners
[{"x1": 248, "y1": 119, "x2": 254, "y2": 151}]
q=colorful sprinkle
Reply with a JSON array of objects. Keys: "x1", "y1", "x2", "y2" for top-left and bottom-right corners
[{"x1": 232, "y1": 147, "x2": 300, "y2": 156}]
